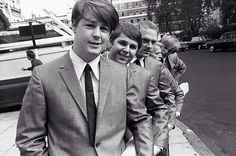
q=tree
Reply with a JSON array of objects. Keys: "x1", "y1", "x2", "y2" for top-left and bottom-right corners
[
  {"x1": 221, "y1": 0, "x2": 236, "y2": 27},
  {"x1": 144, "y1": 0, "x2": 157, "y2": 20}
]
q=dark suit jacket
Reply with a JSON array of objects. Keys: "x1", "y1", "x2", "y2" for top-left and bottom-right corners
[
  {"x1": 16, "y1": 53, "x2": 153, "y2": 156},
  {"x1": 164, "y1": 53, "x2": 186, "y2": 82},
  {"x1": 128, "y1": 63, "x2": 168, "y2": 147},
  {"x1": 27, "y1": 58, "x2": 43, "y2": 71},
  {"x1": 143, "y1": 57, "x2": 174, "y2": 148}
]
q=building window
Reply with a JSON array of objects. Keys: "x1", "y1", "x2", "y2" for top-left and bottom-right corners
[
  {"x1": 120, "y1": 3, "x2": 124, "y2": 9},
  {"x1": 122, "y1": 12, "x2": 124, "y2": 16},
  {"x1": 143, "y1": 18, "x2": 146, "y2": 21},
  {"x1": 131, "y1": 19, "x2": 133, "y2": 23},
  {"x1": 129, "y1": 3, "x2": 132, "y2": 8},
  {"x1": 117, "y1": 4, "x2": 120, "y2": 10},
  {"x1": 137, "y1": 19, "x2": 140, "y2": 22},
  {"x1": 135, "y1": 2, "x2": 138, "y2": 7},
  {"x1": 142, "y1": 1, "x2": 146, "y2": 6}
]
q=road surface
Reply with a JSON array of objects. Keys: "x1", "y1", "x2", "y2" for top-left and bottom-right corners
[{"x1": 178, "y1": 49, "x2": 236, "y2": 156}]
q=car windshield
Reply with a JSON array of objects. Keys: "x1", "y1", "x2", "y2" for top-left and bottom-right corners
[
  {"x1": 191, "y1": 36, "x2": 205, "y2": 42},
  {"x1": 220, "y1": 34, "x2": 231, "y2": 39}
]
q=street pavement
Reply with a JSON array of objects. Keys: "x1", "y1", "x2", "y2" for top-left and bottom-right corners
[
  {"x1": 178, "y1": 49, "x2": 236, "y2": 156},
  {"x1": 0, "y1": 110, "x2": 214, "y2": 156}
]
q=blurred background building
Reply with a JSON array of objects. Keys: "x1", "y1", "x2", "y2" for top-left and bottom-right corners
[
  {"x1": 112, "y1": 0, "x2": 236, "y2": 40},
  {"x1": 0, "y1": 0, "x2": 22, "y2": 22}
]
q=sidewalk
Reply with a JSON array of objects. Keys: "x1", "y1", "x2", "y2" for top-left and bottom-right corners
[{"x1": 0, "y1": 111, "x2": 215, "y2": 156}]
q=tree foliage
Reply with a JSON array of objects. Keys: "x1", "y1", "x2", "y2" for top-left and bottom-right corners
[
  {"x1": 144, "y1": 0, "x2": 236, "y2": 37},
  {"x1": 221, "y1": 0, "x2": 236, "y2": 26}
]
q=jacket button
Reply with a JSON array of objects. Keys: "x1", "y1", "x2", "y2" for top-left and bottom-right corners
[{"x1": 95, "y1": 142, "x2": 101, "y2": 147}]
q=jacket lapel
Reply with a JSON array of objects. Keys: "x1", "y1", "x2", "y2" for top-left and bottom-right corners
[
  {"x1": 96, "y1": 57, "x2": 112, "y2": 125},
  {"x1": 168, "y1": 55, "x2": 174, "y2": 69},
  {"x1": 144, "y1": 57, "x2": 151, "y2": 70},
  {"x1": 58, "y1": 53, "x2": 88, "y2": 120}
]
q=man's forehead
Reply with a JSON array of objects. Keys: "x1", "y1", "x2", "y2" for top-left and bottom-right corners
[
  {"x1": 82, "y1": 10, "x2": 107, "y2": 25},
  {"x1": 140, "y1": 27, "x2": 157, "y2": 39},
  {"x1": 140, "y1": 27, "x2": 157, "y2": 34}
]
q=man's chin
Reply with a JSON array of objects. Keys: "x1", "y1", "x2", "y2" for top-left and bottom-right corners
[
  {"x1": 142, "y1": 53, "x2": 150, "y2": 58},
  {"x1": 117, "y1": 59, "x2": 128, "y2": 65}
]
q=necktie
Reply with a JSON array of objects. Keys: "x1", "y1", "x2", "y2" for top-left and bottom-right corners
[
  {"x1": 165, "y1": 57, "x2": 171, "y2": 70},
  {"x1": 84, "y1": 64, "x2": 97, "y2": 145},
  {"x1": 134, "y1": 59, "x2": 141, "y2": 66}
]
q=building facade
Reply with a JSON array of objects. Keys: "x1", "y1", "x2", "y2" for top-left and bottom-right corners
[
  {"x1": 112, "y1": 0, "x2": 153, "y2": 23},
  {"x1": 0, "y1": 0, "x2": 22, "y2": 22}
]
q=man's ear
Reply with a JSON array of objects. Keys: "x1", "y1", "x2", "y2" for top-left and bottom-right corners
[{"x1": 72, "y1": 25, "x2": 76, "y2": 33}]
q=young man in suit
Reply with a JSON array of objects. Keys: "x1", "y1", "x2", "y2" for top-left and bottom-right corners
[
  {"x1": 133, "y1": 21, "x2": 184, "y2": 155},
  {"x1": 15, "y1": 1, "x2": 153, "y2": 156},
  {"x1": 159, "y1": 35, "x2": 187, "y2": 83},
  {"x1": 153, "y1": 35, "x2": 187, "y2": 128},
  {"x1": 108, "y1": 22, "x2": 169, "y2": 156}
]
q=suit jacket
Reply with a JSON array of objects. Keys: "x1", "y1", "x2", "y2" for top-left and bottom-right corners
[
  {"x1": 143, "y1": 57, "x2": 174, "y2": 148},
  {"x1": 145, "y1": 56, "x2": 185, "y2": 127},
  {"x1": 16, "y1": 53, "x2": 153, "y2": 156},
  {"x1": 127, "y1": 63, "x2": 168, "y2": 147},
  {"x1": 165, "y1": 74, "x2": 184, "y2": 127},
  {"x1": 164, "y1": 53, "x2": 186, "y2": 82}
]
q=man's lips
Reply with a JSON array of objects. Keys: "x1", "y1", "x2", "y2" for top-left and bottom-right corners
[
  {"x1": 143, "y1": 49, "x2": 151, "y2": 54},
  {"x1": 88, "y1": 41, "x2": 102, "y2": 45}
]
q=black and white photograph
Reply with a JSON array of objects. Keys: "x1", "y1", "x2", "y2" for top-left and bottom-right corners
[{"x1": 0, "y1": 0, "x2": 236, "y2": 156}]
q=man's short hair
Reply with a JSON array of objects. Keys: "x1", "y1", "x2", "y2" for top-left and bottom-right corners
[
  {"x1": 160, "y1": 35, "x2": 180, "y2": 50},
  {"x1": 110, "y1": 22, "x2": 142, "y2": 49},
  {"x1": 135, "y1": 21, "x2": 159, "y2": 34},
  {"x1": 71, "y1": 0, "x2": 119, "y2": 32},
  {"x1": 26, "y1": 50, "x2": 35, "y2": 59}
]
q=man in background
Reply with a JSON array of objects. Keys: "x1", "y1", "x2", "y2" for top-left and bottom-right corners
[{"x1": 21, "y1": 50, "x2": 43, "y2": 71}]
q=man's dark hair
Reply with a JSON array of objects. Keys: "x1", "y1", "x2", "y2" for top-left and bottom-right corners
[
  {"x1": 26, "y1": 50, "x2": 35, "y2": 59},
  {"x1": 71, "y1": 0, "x2": 119, "y2": 32},
  {"x1": 110, "y1": 22, "x2": 142, "y2": 49}
]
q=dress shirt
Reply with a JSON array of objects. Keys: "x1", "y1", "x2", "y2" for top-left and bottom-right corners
[
  {"x1": 131, "y1": 57, "x2": 145, "y2": 67},
  {"x1": 69, "y1": 48, "x2": 100, "y2": 106}
]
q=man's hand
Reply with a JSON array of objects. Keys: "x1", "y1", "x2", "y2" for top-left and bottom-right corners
[
  {"x1": 21, "y1": 68, "x2": 27, "y2": 71},
  {"x1": 154, "y1": 145, "x2": 162, "y2": 155},
  {"x1": 121, "y1": 138, "x2": 136, "y2": 156},
  {"x1": 175, "y1": 111, "x2": 181, "y2": 117}
]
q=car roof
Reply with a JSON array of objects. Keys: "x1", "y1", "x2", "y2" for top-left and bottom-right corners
[{"x1": 223, "y1": 31, "x2": 236, "y2": 35}]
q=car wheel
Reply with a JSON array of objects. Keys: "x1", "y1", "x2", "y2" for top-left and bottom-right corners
[
  {"x1": 198, "y1": 45, "x2": 201, "y2": 49},
  {"x1": 209, "y1": 46, "x2": 214, "y2": 52}
]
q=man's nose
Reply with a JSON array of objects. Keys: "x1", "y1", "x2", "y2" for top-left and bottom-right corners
[
  {"x1": 146, "y1": 41, "x2": 152, "y2": 48},
  {"x1": 123, "y1": 46, "x2": 130, "y2": 55},
  {"x1": 92, "y1": 27, "x2": 101, "y2": 39}
]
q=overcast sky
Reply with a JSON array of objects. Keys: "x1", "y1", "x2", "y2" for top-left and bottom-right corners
[{"x1": 20, "y1": 0, "x2": 74, "y2": 18}]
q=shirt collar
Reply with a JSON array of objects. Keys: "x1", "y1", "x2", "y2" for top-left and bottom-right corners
[
  {"x1": 131, "y1": 56, "x2": 144, "y2": 63},
  {"x1": 69, "y1": 47, "x2": 100, "y2": 80}
]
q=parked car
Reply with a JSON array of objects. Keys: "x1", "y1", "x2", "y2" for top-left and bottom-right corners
[
  {"x1": 187, "y1": 36, "x2": 207, "y2": 49},
  {"x1": 206, "y1": 31, "x2": 236, "y2": 52},
  {"x1": 178, "y1": 41, "x2": 188, "y2": 51}
]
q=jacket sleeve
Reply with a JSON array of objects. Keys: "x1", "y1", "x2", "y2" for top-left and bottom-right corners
[
  {"x1": 155, "y1": 66, "x2": 175, "y2": 148},
  {"x1": 170, "y1": 80, "x2": 185, "y2": 114},
  {"x1": 145, "y1": 72, "x2": 169, "y2": 148},
  {"x1": 173, "y1": 56, "x2": 186, "y2": 82},
  {"x1": 15, "y1": 68, "x2": 48, "y2": 156},
  {"x1": 126, "y1": 69, "x2": 154, "y2": 156},
  {"x1": 166, "y1": 72, "x2": 185, "y2": 126}
]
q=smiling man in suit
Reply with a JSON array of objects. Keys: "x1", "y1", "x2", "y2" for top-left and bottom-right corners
[
  {"x1": 15, "y1": 1, "x2": 153, "y2": 156},
  {"x1": 108, "y1": 22, "x2": 169, "y2": 156},
  {"x1": 132, "y1": 21, "x2": 185, "y2": 156}
]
